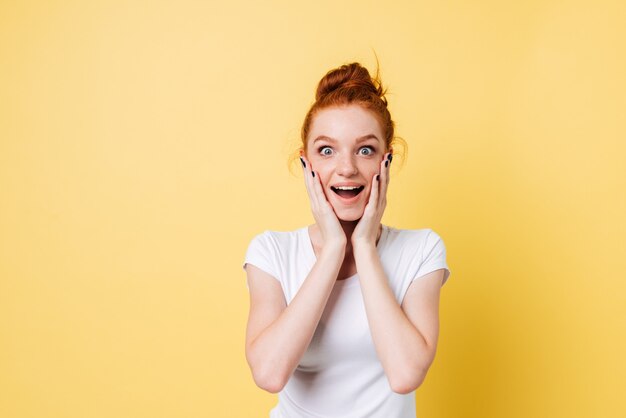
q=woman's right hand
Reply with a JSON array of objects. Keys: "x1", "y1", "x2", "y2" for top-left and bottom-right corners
[{"x1": 300, "y1": 155, "x2": 347, "y2": 250}]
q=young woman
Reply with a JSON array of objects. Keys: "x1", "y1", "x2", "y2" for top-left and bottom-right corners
[{"x1": 243, "y1": 62, "x2": 451, "y2": 418}]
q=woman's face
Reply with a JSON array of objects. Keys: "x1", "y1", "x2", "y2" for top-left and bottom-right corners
[{"x1": 305, "y1": 105, "x2": 388, "y2": 222}]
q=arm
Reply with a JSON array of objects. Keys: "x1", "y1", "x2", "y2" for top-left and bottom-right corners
[
  {"x1": 354, "y1": 246, "x2": 445, "y2": 394},
  {"x1": 245, "y1": 155, "x2": 347, "y2": 393},
  {"x1": 244, "y1": 243, "x2": 345, "y2": 393},
  {"x1": 351, "y1": 152, "x2": 445, "y2": 393}
]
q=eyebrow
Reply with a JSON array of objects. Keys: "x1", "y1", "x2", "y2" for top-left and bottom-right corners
[{"x1": 312, "y1": 134, "x2": 380, "y2": 144}]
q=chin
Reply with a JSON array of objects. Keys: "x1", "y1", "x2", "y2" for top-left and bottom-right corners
[
  {"x1": 335, "y1": 208, "x2": 365, "y2": 222},
  {"x1": 327, "y1": 191, "x2": 367, "y2": 222}
]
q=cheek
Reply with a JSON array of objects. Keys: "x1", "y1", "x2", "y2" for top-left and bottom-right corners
[
  {"x1": 362, "y1": 161, "x2": 381, "y2": 178},
  {"x1": 319, "y1": 171, "x2": 333, "y2": 189},
  {"x1": 310, "y1": 162, "x2": 331, "y2": 185}
]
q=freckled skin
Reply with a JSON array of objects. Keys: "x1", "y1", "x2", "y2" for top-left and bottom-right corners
[{"x1": 305, "y1": 105, "x2": 387, "y2": 222}]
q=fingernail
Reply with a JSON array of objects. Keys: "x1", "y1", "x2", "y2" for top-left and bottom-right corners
[
  {"x1": 312, "y1": 171, "x2": 316, "y2": 178},
  {"x1": 376, "y1": 174, "x2": 380, "y2": 181},
  {"x1": 300, "y1": 157, "x2": 306, "y2": 168},
  {"x1": 389, "y1": 154, "x2": 393, "y2": 163},
  {"x1": 385, "y1": 160, "x2": 389, "y2": 168},
  {"x1": 387, "y1": 153, "x2": 392, "y2": 161}
]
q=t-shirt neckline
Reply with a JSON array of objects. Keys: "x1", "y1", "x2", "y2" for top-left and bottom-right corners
[{"x1": 302, "y1": 224, "x2": 389, "y2": 287}]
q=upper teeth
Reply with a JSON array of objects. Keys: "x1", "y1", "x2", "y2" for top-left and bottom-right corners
[{"x1": 334, "y1": 186, "x2": 360, "y2": 190}]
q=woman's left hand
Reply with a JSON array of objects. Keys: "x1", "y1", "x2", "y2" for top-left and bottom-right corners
[{"x1": 352, "y1": 152, "x2": 392, "y2": 249}]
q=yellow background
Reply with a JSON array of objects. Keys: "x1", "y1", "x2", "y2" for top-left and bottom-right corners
[{"x1": 1, "y1": 1, "x2": 624, "y2": 417}]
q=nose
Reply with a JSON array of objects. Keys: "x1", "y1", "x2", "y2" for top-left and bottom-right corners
[{"x1": 336, "y1": 154, "x2": 358, "y2": 177}]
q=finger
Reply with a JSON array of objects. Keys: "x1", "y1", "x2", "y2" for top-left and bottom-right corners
[
  {"x1": 386, "y1": 152, "x2": 392, "y2": 187},
  {"x1": 300, "y1": 155, "x2": 318, "y2": 210},
  {"x1": 380, "y1": 152, "x2": 393, "y2": 210},
  {"x1": 365, "y1": 172, "x2": 379, "y2": 216},
  {"x1": 377, "y1": 154, "x2": 389, "y2": 208},
  {"x1": 311, "y1": 166, "x2": 331, "y2": 210},
  {"x1": 300, "y1": 155, "x2": 313, "y2": 199}
]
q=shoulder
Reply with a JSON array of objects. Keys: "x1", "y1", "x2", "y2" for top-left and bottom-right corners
[
  {"x1": 246, "y1": 227, "x2": 307, "y2": 257},
  {"x1": 383, "y1": 226, "x2": 449, "y2": 273},
  {"x1": 248, "y1": 227, "x2": 304, "y2": 247},
  {"x1": 384, "y1": 226, "x2": 442, "y2": 249},
  {"x1": 243, "y1": 227, "x2": 307, "y2": 281}
]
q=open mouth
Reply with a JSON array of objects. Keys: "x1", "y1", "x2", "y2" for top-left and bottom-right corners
[{"x1": 331, "y1": 185, "x2": 365, "y2": 199}]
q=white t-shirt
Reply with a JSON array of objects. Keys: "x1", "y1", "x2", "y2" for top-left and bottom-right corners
[{"x1": 243, "y1": 224, "x2": 451, "y2": 418}]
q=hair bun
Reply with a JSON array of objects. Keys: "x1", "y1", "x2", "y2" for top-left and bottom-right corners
[
  {"x1": 298, "y1": 60, "x2": 403, "y2": 167},
  {"x1": 315, "y1": 62, "x2": 386, "y2": 104}
]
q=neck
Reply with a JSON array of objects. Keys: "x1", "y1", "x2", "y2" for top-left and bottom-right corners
[{"x1": 339, "y1": 219, "x2": 359, "y2": 243}]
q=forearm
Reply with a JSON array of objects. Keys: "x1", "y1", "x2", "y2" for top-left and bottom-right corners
[
  {"x1": 354, "y1": 244, "x2": 433, "y2": 393},
  {"x1": 248, "y1": 243, "x2": 345, "y2": 391}
]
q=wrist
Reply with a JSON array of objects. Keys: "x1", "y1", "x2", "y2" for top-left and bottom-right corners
[
  {"x1": 320, "y1": 239, "x2": 347, "y2": 257},
  {"x1": 352, "y1": 240, "x2": 377, "y2": 257}
]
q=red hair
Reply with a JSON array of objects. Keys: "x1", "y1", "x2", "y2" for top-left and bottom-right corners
[{"x1": 301, "y1": 62, "x2": 396, "y2": 153}]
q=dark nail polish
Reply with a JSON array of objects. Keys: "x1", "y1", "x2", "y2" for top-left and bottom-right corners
[
  {"x1": 385, "y1": 160, "x2": 389, "y2": 168},
  {"x1": 389, "y1": 154, "x2": 393, "y2": 163},
  {"x1": 300, "y1": 157, "x2": 306, "y2": 168},
  {"x1": 387, "y1": 153, "x2": 392, "y2": 161},
  {"x1": 376, "y1": 174, "x2": 380, "y2": 181},
  {"x1": 312, "y1": 171, "x2": 315, "y2": 178}
]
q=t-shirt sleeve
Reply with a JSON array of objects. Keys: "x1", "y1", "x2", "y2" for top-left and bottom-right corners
[
  {"x1": 243, "y1": 232, "x2": 280, "y2": 289},
  {"x1": 412, "y1": 230, "x2": 451, "y2": 286}
]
